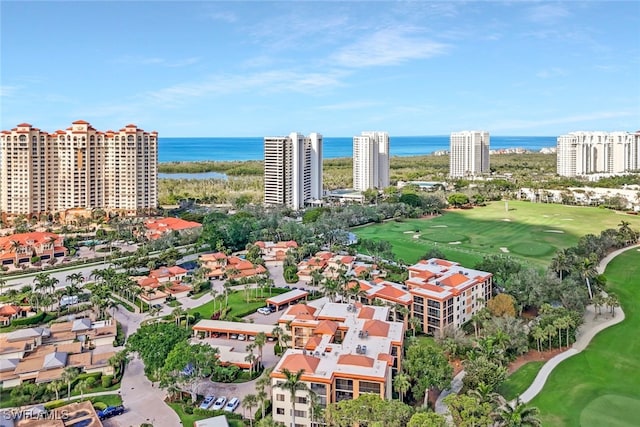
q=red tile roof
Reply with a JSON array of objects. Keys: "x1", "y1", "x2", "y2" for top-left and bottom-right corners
[
  {"x1": 279, "y1": 354, "x2": 320, "y2": 374},
  {"x1": 338, "y1": 354, "x2": 374, "y2": 368}
]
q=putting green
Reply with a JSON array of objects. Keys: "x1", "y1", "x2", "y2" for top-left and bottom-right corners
[
  {"x1": 580, "y1": 395, "x2": 640, "y2": 427},
  {"x1": 508, "y1": 241, "x2": 555, "y2": 257},
  {"x1": 419, "y1": 230, "x2": 468, "y2": 243}
]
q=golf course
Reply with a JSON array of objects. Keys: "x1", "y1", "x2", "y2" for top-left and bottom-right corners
[
  {"x1": 531, "y1": 248, "x2": 640, "y2": 426},
  {"x1": 353, "y1": 200, "x2": 640, "y2": 268}
]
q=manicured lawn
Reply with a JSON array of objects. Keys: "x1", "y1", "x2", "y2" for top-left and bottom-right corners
[
  {"x1": 188, "y1": 287, "x2": 288, "y2": 319},
  {"x1": 531, "y1": 249, "x2": 640, "y2": 426},
  {"x1": 498, "y1": 361, "x2": 545, "y2": 401},
  {"x1": 167, "y1": 403, "x2": 244, "y2": 426},
  {"x1": 354, "y1": 201, "x2": 640, "y2": 267}
]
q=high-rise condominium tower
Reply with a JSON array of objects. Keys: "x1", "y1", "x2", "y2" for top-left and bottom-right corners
[
  {"x1": 556, "y1": 131, "x2": 640, "y2": 177},
  {"x1": 263, "y1": 132, "x2": 323, "y2": 210},
  {"x1": 449, "y1": 131, "x2": 490, "y2": 178},
  {"x1": 0, "y1": 121, "x2": 157, "y2": 221},
  {"x1": 353, "y1": 131, "x2": 390, "y2": 192}
]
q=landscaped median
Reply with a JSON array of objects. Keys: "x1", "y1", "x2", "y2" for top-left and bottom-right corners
[
  {"x1": 188, "y1": 287, "x2": 289, "y2": 320},
  {"x1": 531, "y1": 249, "x2": 640, "y2": 426}
]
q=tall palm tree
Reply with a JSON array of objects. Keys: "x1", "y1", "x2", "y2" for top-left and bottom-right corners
[
  {"x1": 62, "y1": 367, "x2": 79, "y2": 400},
  {"x1": 577, "y1": 256, "x2": 597, "y2": 299},
  {"x1": 0, "y1": 277, "x2": 7, "y2": 296},
  {"x1": 275, "y1": 368, "x2": 310, "y2": 427},
  {"x1": 254, "y1": 332, "x2": 267, "y2": 366},
  {"x1": 393, "y1": 372, "x2": 411, "y2": 402},
  {"x1": 493, "y1": 398, "x2": 542, "y2": 427},
  {"x1": 242, "y1": 393, "x2": 258, "y2": 427}
]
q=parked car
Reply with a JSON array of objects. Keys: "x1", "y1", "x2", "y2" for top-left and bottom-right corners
[
  {"x1": 224, "y1": 397, "x2": 240, "y2": 412},
  {"x1": 97, "y1": 405, "x2": 125, "y2": 420},
  {"x1": 230, "y1": 334, "x2": 238, "y2": 339},
  {"x1": 212, "y1": 396, "x2": 227, "y2": 411},
  {"x1": 199, "y1": 395, "x2": 215, "y2": 410},
  {"x1": 257, "y1": 307, "x2": 271, "y2": 315},
  {"x1": 238, "y1": 334, "x2": 246, "y2": 341}
]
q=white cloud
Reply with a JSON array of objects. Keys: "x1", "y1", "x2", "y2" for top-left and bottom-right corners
[
  {"x1": 111, "y1": 56, "x2": 201, "y2": 68},
  {"x1": 536, "y1": 67, "x2": 569, "y2": 79},
  {"x1": 527, "y1": 4, "x2": 570, "y2": 25},
  {"x1": 331, "y1": 28, "x2": 449, "y2": 68},
  {"x1": 208, "y1": 11, "x2": 237, "y2": 23},
  {"x1": 140, "y1": 69, "x2": 348, "y2": 105},
  {"x1": 0, "y1": 85, "x2": 19, "y2": 97},
  {"x1": 317, "y1": 101, "x2": 382, "y2": 111}
]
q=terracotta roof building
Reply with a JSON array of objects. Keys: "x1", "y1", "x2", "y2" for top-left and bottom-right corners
[
  {"x1": 0, "y1": 232, "x2": 67, "y2": 266},
  {"x1": 271, "y1": 301, "x2": 404, "y2": 427},
  {"x1": 0, "y1": 121, "x2": 158, "y2": 221},
  {"x1": 144, "y1": 217, "x2": 202, "y2": 240}
]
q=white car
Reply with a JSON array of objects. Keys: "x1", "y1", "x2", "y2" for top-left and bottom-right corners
[
  {"x1": 212, "y1": 396, "x2": 227, "y2": 411},
  {"x1": 199, "y1": 395, "x2": 215, "y2": 410},
  {"x1": 224, "y1": 397, "x2": 240, "y2": 412},
  {"x1": 257, "y1": 307, "x2": 271, "y2": 315},
  {"x1": 238, "y1": 334, "x2": 246, "y2": 341}
]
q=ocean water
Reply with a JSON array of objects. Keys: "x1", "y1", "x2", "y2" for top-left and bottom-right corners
[{"x1": 158, "y1": 136, "x2": 556, "y2": 163}]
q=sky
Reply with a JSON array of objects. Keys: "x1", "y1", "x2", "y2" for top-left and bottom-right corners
[{"x1": 1, "y1": 1, "x2": 639, "y2": 137}]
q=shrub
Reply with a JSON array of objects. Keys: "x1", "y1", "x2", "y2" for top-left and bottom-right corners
[
  {"x1": 93, "y1": 402, "x2": 107, "y2": 410},
  {"x1": 184, "y1": 405, "x2": 194, "y2": 414},
  {"x1": 101, "y1": 375, "x2": 113, "y2": 388}
]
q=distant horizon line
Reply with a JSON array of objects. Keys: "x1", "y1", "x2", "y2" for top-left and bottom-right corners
[{"x1": 159, "y1": 134, "x2": 559, "y2": 139}]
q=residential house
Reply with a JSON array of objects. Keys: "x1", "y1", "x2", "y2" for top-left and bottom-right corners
[
  {"x1": 0, "y1": 232, "x2": 67, "y2": 266},
  {"x1": 143, "y1": 217, "x2": 202, "y2": 240}
]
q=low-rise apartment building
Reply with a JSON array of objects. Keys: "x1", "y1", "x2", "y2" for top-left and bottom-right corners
[
  {"x1": 143, "y1": 217, "x2": 202, "y2": 240},
  {"x1": 271, "y1": 302, "x2": 404, "y2": 427},
  {"x1": 199, "y1": 253, "x2": 267, "y2": 280},
  {"x1": 406, "y1": 258, "x2": 492, "y2": 336},
  {"x1": 0, "y1": 318, "x2": 117, "y2": 388},
  {"x1": 254, "y1": 240, "x2": 298, "y2": 262}
]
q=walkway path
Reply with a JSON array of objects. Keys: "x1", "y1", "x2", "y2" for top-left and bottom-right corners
[{"x1": 435, "y1": 243, "x2": 638, "y2": 414}]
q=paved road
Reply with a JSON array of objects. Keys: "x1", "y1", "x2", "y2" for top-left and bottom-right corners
[{"x1": 109, "y1": 356, "x2": 181, "y2": 427}]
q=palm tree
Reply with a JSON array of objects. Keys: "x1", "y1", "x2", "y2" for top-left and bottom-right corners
[
  {"x1": 409, "y1": 316, "x2": 421, "y2": 337},
  {"x1": 245, "y1": 344, "x2": 257, "y2": 377},
  {"x1": 607, "y1": 293, "x2": 620, "y2": 316},
  {"x1": 577, "y1": 256, "x2": 597, "y2": 299},
  {"x1": 493, "y1": 398, "x2": 542, "y2": 427},
  {"x1": 242, "y1": 393, "x2": 258, "y2": 427},
  {"x1": 469, "y1": 382, "x2": 503, "y2": 405},
  {"x1": 393, "y1": 372, "x2": 411, "y2": 402},
  {"x1": 172, "y1": 307, "x2": 186, "y2": 327},
  {"x1": 0, "y1": 277, "x2": 7, "y2": 295},
  {"x1": 76, "y1": 378, "x2": 91, "y2": 399},
  {"x1": 46, "y1": 380, "x2": 64, "y2": 401},
  {"x1": 256, "y1": 388, "x2": 268, "y2": 420},
  {"x1": 254, "y1": 332, "x2": 267, "y2": 366},
  {"x1": 275, "y1": 368, "x2": 310, "y2": 427},
  {"x1": 62, "y1": 367, "x2": 79, "y2": 400},
  {"x1": 532, "y1": 326, "x2": 545, "y2": 352}
]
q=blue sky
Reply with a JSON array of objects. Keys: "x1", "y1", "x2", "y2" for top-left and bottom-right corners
[{"x1": 1, "y1": 1, "x2": 639, "y2": 137}]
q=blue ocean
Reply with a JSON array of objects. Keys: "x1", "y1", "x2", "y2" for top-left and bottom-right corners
[{"x1": 158, "y1": 136, "x2": 556, "y2": 163}]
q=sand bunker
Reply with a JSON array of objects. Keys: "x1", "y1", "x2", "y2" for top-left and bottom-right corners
[
  {"x1": 413, "y1": 234, "x2": 421, "y2": 239},
  {"x1": 500, "y1": 247, "x2": 510, "y2": 253},
  {"x1": 431, "y1": 225, "x2": 448, "y2": 228},
  {"x1": 502, "y1": 219, "x2": 512, "y2": 222},
  {"x1": 544, "y1": 230, "x2": 564, "y2": 233},
  {"x1": 403, "y1": 231, "x2": 415, "y2": 234},
  {"x1": 562, "y1": 218, "x2": 574, "y2": 221},
  {"x1": 449, "y1": 241, "x2": 462, "y2": 245}
]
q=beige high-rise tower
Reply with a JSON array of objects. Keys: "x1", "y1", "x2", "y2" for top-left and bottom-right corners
[
  {"x1": 353, "y1": 131, "x2": 390, "y2": 192},
  {"x1": 263, "y1": 132, "x2": 323, "y2": 210},
  {"x1": 449, "y1": 131, "x2": 490, "y2": 178},
  {"x1": 0, "y1": 121, "x2": 158, "y2": 221}
]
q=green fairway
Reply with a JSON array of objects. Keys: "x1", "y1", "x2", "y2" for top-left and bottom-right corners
[
  {"x1": 353, "y1": 201, "x2": 640, "y2": 267},
  {"x1": 498, "y1": 361, "x2": 545, "y2": 401},
  {"x1": 531, "y1": 249, "x2": 640, "y2": 426}
]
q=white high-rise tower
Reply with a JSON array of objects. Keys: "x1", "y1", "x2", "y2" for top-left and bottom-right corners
[
  {"x1": 353, "y1": 131, "x2": 390, "y2": 191},
  {"x1": 449, "y1": 131, "x2": 490, "y2": 178},
  {"x1": 263, "y1": 132, "x2": 323, "y2": 210}
]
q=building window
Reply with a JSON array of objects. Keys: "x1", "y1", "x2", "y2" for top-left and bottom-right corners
[
  {"x1": 296, "y1": 396, "x2": 307, "y2": 404},
  {"x1": 276, "y1": 394, "x2": 285, "y2": 401},
  {"x1": 294, "y1": 410, "x2": 307, "y2": 418},
  {"x1": 276, "y1": 408, "x2": 284, "y2": 415},
  {"x1": 359, "y1": 381, "x2": 381, "y2": 395}
]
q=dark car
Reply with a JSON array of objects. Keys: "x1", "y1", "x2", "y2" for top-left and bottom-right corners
[{"x1": 97, "y1": 405, "x2": 125, "y2": 420}]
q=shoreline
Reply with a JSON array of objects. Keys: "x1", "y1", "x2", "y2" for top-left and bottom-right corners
[{"x1": 158, "y1": 148, "x2": 553, "y2": 165}]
